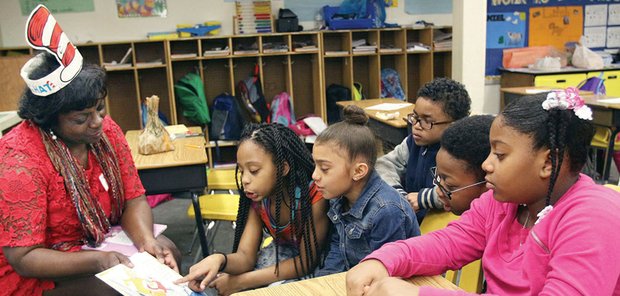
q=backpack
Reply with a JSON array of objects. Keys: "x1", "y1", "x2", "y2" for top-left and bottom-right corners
[
  {"x1": 326, "y1": 84, "x2": 351, "y2": 124},
  {"x1": 174, "y1": 73, "x2": 211, "y2": 125},
  {"x1": 380, "y1": 68, "x2": 405, "y2": 100},
  {"x1": 578, "y1": 74, "x2": 606, "y2": 95},
  {"x1": 271, "y1": 92, "x2": 296, "y2": 126},
  {"x1": 236, "y1": 65, "x2": 270, "y2": 123},
  {"x1": 210, "y1": 93, "x2": 244, "y2": 141}
]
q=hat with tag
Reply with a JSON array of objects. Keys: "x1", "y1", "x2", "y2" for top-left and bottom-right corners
[{"x1": 20, "y1": 4, "x2": 83, "y2": 97}]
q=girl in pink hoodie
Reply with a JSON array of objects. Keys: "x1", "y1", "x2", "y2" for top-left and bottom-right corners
[{"x1": 346, "y1": 88, "x2": 620, "y2": 296}]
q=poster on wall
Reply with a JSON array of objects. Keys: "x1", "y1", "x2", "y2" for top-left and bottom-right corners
[
  {"x1": 116, "y1": 0, "x2": 167, "y2": 18},
  {"x1": 20, "y1": 0, "x2": 94, "y2": 15},
  {"x1": 487, "y1": 12, "x2": 526, "y2": 49},
  {"x1": 528, "y1": 6, "x2": 583, "y2": 50}
]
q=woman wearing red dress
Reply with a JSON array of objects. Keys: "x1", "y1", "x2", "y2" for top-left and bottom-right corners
[{"x1": 0, "y1": 52, "x2": 180, "y2": 295}]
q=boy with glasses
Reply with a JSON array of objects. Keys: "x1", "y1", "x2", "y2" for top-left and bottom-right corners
[
  {"x1": 432, "y1": 115, "x2": 494, "y2": 215},
  {"x1": 376, "y1": 78, "x2": 471, "y2": 222}
]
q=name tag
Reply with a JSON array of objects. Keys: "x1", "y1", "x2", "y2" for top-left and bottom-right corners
[{"x1": 99, "y1": 173, "x2": 109, "y2": 191}]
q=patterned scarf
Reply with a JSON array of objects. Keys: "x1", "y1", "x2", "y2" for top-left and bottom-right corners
[{"x1": 39, "y1": 127, "x2": 125, "y2": 249}]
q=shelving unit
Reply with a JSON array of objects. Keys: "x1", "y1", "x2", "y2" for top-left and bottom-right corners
[{"x1": 0, "y1": 26, "x2": 451, "y2": 168}]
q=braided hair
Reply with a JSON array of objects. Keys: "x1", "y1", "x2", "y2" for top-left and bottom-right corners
[
  {"x1": 233, "y1": 123, "x2": 320, "y2": 277},
  {"x1": 501, "y1": 94, "x2": 594, "y2": 207}
]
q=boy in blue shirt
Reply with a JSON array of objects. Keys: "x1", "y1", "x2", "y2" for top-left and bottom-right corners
[{"x1": 376, "y1": 78, "x2": 471, "y2": 222}]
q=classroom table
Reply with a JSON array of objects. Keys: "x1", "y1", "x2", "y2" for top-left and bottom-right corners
[
  {"x1": 230, "y1": 271, "x2": 461, "y2": 296},
  {"x1": 500, "y1": 86, "x2": 620, "y2": 182},
  {"x1": 500, "y1": 86, "x2": 593, "y2": 110},
  {"x1": 336, "y1": 98, "x2": 413, "y2": 151},
  {"x1": 125, "y1": 127, "x2": 211, "y2": 257}
]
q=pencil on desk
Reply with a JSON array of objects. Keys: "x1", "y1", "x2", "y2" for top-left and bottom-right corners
[{"x1": 185, "y1": 144, "x2": 204, "y2": 149}]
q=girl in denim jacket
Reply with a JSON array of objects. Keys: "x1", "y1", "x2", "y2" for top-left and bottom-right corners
[
  {"x1": 313, "y1": 105, "x2": 420, "y2": 277},
  {"x1": 177, "y1": 123, "x2": 330, "y2": 295}
]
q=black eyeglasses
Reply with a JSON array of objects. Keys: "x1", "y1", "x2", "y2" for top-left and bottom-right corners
[
  {"x1": 430, "y1": 167, "x2": 486, "y2": 200},
  {"x1": 406, "y1": 113, "x2": 452, "y2": 130}
]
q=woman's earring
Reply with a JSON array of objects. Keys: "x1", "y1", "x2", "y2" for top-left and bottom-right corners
[{"x1": 50, "y1": 130, "x2": 57, "y2": 140}]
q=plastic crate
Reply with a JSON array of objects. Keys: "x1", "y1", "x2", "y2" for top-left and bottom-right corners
[{"x1": 322, "y1": 5, "x2": 374, "y2": 30}]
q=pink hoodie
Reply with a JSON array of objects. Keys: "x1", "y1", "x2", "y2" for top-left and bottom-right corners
[{"x1": 364, "y1": 174, "x2": 620, "y2": 295}]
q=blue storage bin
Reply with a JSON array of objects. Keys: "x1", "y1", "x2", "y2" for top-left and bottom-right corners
[{"x1": 322, "y1": 5, "x2": 374, "y2": 30}]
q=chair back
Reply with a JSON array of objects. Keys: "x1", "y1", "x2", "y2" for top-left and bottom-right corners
[{"x1": 420, "y1": 210, "x2": 484, "y2": 293}]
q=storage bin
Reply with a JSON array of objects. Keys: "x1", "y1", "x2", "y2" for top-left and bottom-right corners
[{"x1": 322, "y1": 6, "x2": 374, "y2": 30}]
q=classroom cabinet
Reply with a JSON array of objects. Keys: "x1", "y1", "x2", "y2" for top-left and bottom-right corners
[{"x1": 1, "y1": 27, "x2": 452, "y2": 167}]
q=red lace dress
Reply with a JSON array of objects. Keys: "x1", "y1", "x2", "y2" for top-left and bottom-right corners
[{"x1": 0, "y1": 116, "x2": 145, "y2": 295}]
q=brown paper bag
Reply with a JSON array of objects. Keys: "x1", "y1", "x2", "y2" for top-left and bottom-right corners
[{"x1": 138, "y1": 95, "x2": 175, "y2": 155}]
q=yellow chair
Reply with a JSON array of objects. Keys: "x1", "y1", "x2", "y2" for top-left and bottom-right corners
[
  {"x1": 590, "y1": 127, "x2": 620, "y2": 180},
  {"x1": 604, "y1": 183, "x2": 620, "y2": 192},
  {"x1": 187, "y1": 194, "x2": 240, "y2": 262},
  {"x1": 207, "y1": 168, "x2": 238, "y2": 194},
  {"x1": 420, "y1": 210, "x2": 484, "y2": 293}
]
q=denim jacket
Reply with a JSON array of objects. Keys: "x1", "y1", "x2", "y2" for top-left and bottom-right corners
[{"x1": 315, "y1": 171, "x2": 420, "y2": 276}]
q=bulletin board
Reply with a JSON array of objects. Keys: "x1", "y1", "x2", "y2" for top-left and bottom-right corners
[{"x1": 486, "y1": 0, "x2": 620, "y2": 76}]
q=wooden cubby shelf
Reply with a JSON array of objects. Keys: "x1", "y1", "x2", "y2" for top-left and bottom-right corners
[{"x1": 1, "y1": 26, "x2": 451, "y2": 168}]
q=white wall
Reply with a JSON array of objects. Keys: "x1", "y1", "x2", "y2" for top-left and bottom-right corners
[{"x1": 0, "y1": 0, "x2": 452, "y2": 47}]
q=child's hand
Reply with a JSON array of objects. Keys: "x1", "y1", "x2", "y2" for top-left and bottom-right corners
[
  {"x1": 209, "y1": 273, "x2": 242, "y2": 296},
  {"x1": 140, "y1": 238, "x2": 179, "y2": 272},
  {"x1": 363, "y1": 277, "x2": 420, "y2": 296},
  {"x1": 346, "y1": 259, "x2": 389, "y2": 296},
  {"x1": 174, "y1": 254, "x2": 225, "y2": 291},
  {"x1": 406, "y1": 192, "x2": 419, "y2": 212}
]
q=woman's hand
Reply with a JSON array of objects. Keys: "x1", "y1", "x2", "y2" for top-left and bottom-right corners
[
  {"x1": 140, "y1": 238, "x2": 178, "y2": 272},
  {"x1": 364, "y1": 277, "x2": 420, "y2": 296},
  {"x1": 97, "y1": 251, "x2": 133, "y2": 272},
  {"x1": 346, "y1": 259, "x2": 389, "y2": 296},
  {"x1": 174, "y1": 253, "x2": 225, "y2": 291},
  {"x1": 210, "y1": 273, "x2": 243, "y2": 296}
]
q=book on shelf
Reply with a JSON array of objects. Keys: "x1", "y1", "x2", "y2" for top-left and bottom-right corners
[
  {"x1": 164, "y1": 124, "x2": 203, "y2": 140},
  {"x1": 82, "y1": 224, "x2": 167, "y2": 256},
  {"x1": 203, "y1": 46, "x2": 230, "y2": 57},
  {"x1": 379, "y1": 47, "x2": 402, "y2": 53},
  {"x1": 233, "y1": 49, "x2": 260, "y2": 55},
  {"x1": 324, "y1": 50, "x2": 349, "y2": 56},
  {"x1": 170, "y1": 53, "x2": 198, "y2": 59},
  {"x1": 96, "y1": 252, "x2": 216, "y2": 296},
  {"x1": 103, "y1": 63, "x2": 132, "y2": 70},
  {"x1": 136, "y1": 60, "x2": 164, "y2": 67},
  {"x1": 294, "y1": 46, "x2": 318, "y2": 52}
]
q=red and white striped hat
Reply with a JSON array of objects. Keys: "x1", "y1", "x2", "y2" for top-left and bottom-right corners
[{"x1": 20, "y1": 4, "x2": 83, "y2": 96}]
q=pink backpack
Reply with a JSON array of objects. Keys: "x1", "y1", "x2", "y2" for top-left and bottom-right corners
[{"x1": 271, "y1": 92, "x2": 296, "y2": 126}]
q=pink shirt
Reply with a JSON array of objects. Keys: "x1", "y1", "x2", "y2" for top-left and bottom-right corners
[{"x1": 364, "y1": 174, "x2": 620, "y2": 295}]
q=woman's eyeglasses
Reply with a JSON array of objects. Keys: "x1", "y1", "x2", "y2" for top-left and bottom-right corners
[
  {"x1": 406, "y1": 113, "x2": 452, "y2": 130},
  {"x1": 430, "y1": 167, "x2": 486, "y2": 200}
]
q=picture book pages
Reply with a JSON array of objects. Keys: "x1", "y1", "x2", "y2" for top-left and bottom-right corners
[
  {"x1": 82, "y1": 224, "x2": 167, "y2": 256},
  {"x1": 97, "y1": 252, "x2": 216, "y2": 296}
]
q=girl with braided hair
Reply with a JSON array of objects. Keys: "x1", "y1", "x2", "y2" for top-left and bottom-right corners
[
  {"x1": 313, "y1": 105, "x2": 419, "y2": 277},
  {"x1": 347, "y1": 88, "x2": 620, "y2": 295},
  {"x1": 176, "y1": 123, "x2": 330, "y2": 295}
]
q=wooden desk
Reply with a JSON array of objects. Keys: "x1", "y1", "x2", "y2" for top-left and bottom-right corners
[
  {"x1": 336, "y1": 98, "x2": 413, "y2": 151},
  {"x1": 125, "y1": 127, "x2": 211, "y2": 257},
  {"x1": 231, "y1": 272, "x2": 461, "y2": 296},
  {"x1": 500, "y1": 86, "x2": 594, "y2": 110}
]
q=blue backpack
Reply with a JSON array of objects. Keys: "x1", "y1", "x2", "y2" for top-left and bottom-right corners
[
  {"x1": 210, "y1": 93, "x2": 244, "y2": 141},
  {"x1": 380, "y1": 68, "x2": 405, "y2": 100}
]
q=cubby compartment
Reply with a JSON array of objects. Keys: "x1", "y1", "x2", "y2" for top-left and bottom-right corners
[
  {"x1": 106, "y1": 71, "x2": 141, "y2": 130},
  {"x1": 380, "y1": 54, "x2": 408, "y2": 98},
  {"x1": 379, "y1": 29, "x2": 405, "y2": 54},
  {"x1": 77, "y1": 44, "x2": 101, "y2": 65},
  {"x1": 261, "y1": 55, "x2": 289, "y2": 102},
  {"x1": 433, "y1": 51, "x2": 452, "y2": 79},
  {"x1": 134, "y1": 41, "x2": 166, "y2": 67},
  {"x1": 323, "y1": 31, "x2": 350, "y2": 56},
  {"x1": 406, "y1": 28, "x2": 432, "y2": 53},
  {"x1": 232, "y1": 36, "x2": 259, "y2": 55},
  {"x1": 406, "y1": 53, "x2": 432, "y2": 101},
  {"x1": 137, "y1": 68, "x2": 173, "y2": 124},
  {"x1": 261, "y1": 34, "x2": 290, "y2": 54},
  {"x1": 101, "y1": 43, "x2": 133, "y2": 70},
  {"x1": 351, "y1": 30, "x2": 378, "y2": 56},
  {"x1": 203, "y1": 59, "x2": 234, "y2": 103},
  {"x1": 353, "y1": 55, "x2": 379, "y2": 99},
  {"x1": 291, "y1": 54, "x2": 322, "y2": 117},
  {"x1": 201, "y1": 37, "x2": 231, "y2": 58},
  {"x1": 232, "y1": 56, "x2": 259, "y2": 88},
  {"x1": 291, "y1": 33, "x2": 319, "y2": 53},
  {"x1": 169, "y1": 39, "x2": 199, "y2": 60},
  {"x1": 323, "y1": 56, "x2": 352, "y2": 95}
]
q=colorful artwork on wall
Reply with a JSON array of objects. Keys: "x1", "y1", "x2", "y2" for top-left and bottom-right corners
[{"x1": 116, "y1": 0, "x2": 167, "y2": 18}]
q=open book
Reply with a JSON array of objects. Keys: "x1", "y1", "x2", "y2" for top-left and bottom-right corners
[
  {"x1": 97, "y1": 252, "x2": 216, "y2": 296},
  {"x1": 82, "y1": 224, "x2": 167, "y2": 256}
]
